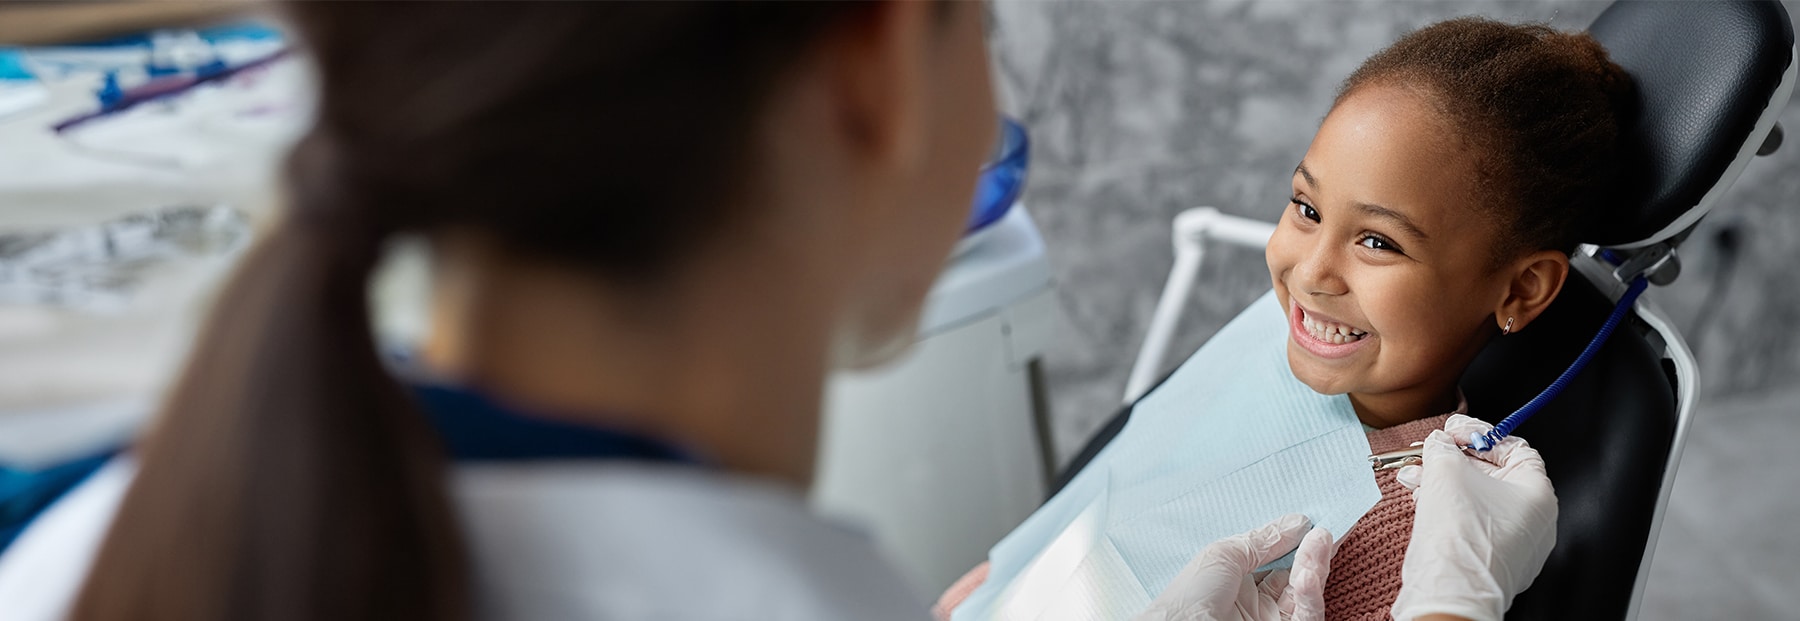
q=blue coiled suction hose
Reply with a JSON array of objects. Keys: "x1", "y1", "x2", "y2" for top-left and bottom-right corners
[{"x1": 1469, "y1": 275, "x2": 1651, "y2": 451}]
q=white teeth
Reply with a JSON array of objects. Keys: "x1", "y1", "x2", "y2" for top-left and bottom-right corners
[{"x1": 1300, "y1": 308, "x2": 1367, "y2": 344}]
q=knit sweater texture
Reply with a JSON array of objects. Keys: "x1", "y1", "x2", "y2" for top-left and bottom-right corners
[{"x1": 1322, "y1": 411, "x2": 1457, "y2": 621}]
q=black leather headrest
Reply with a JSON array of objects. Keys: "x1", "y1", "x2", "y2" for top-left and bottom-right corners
[{"x1": 1587, "y1": 0, "x2": 1794, "y2": 248}]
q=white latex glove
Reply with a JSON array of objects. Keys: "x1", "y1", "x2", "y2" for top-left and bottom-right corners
[
  {"x1": 1133, "y1": 513, "x2": 1335, "y2": 621},
  {"x1": 1390, "y1": 414, "x2": 1557, "y2": 621}
]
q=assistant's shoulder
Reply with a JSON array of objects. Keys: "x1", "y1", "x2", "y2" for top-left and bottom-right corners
[
  {"x1": 454, "y1": 462, "x2": 931, "y2": 621},
  {"x1": 0, "y1": 459, "x2": 933, "y2": 621}
]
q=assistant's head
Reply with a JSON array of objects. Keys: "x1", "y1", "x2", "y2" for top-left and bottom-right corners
[
  {"x1": 284, "y1": 1, "x2": 992, "y2": 484},
  {"x1": 288, "y1": 2, "x2": 995, "y2": 369},
  {"x1": 1265, "y1": 18, "x2": 1631, "y2": 424},
  {"x1": 73, "y1": 3, "x2": 994, "y2": 621}
]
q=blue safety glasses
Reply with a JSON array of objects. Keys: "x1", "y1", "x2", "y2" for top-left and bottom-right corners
[{"x1": 967, "y1": 115, "x2": 1029, "y2": 234}]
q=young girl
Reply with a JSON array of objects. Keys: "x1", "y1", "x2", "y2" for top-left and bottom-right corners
[{"x1": 939, "y1": 17, "x2": 1628, "y2": 621}]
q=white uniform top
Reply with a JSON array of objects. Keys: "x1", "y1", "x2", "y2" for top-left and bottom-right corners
[{"x1": 0, "y1": 457, "x2": 931, "y2": 621}]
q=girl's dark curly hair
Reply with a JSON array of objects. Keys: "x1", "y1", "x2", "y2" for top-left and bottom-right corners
[{"x1": 1341, "y1": 17, "x2": 1634, "y2": 265}]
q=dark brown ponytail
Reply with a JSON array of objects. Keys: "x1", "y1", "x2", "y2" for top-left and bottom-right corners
[
  {"x1": 1340, "y1": 17, "x2": 1634, "y2": 264},
  {"x1": 70, "y1": 2, "x2": 863, "y2": 619},
  {"x1": 71, "y1": 130, "x2": 468, "y2": 620}
]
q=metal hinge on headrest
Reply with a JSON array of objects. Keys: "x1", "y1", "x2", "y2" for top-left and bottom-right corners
[{"x1": 1608, "y1": 242, "x2": 1682, "y2": 286}]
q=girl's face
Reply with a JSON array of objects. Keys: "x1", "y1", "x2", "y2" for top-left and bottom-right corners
[{"x1": 1265, "y1": 83, "x2": 1516, "y2": 425}]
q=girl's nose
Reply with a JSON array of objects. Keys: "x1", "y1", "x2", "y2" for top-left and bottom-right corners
[{"x1": 1292, "y1": 240, "x2": 1348, "y2": 297}]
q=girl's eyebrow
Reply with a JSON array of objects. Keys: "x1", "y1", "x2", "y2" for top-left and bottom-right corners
[
  {"x1": 1295, "y1": 162, "x2": 1429, "y2": 243},
  {"x1": 1355, "y1": 201, "x2": 1430, "y2": 243},
  {"x1": 1294, "y1": 163, "x2": 1319, "y2": 189}
]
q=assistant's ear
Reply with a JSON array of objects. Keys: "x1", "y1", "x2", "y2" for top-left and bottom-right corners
[
  {"x1": 818, "y1": 0, "x2": 934, "y2": 172},
  {"x1": 1494, "y1": 250, "x2": 1570, "y2": 334}
]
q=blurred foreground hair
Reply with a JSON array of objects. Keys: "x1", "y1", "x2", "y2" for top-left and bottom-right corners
[{"x1": 70, "y1": 3, "x2": 859, "y2": 619}]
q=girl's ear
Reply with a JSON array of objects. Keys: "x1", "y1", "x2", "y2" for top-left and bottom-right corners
[{"x1": 1494, "y1": 250, "x2": 1570, "y2": 334}]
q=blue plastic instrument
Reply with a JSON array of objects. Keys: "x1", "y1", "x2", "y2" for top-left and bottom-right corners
[{"x1": 967, "y1": 116, "x2": 1028, "y2": 233}]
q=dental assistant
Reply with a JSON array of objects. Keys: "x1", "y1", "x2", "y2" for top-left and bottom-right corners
[{"x1": 0, "y1": 3, "x2": 1555, "y2": 621}]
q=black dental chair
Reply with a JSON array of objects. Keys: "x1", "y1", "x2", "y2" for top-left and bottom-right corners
[{"x1": 1055, "y1": 2, "x2": 1796, "y2": 619}]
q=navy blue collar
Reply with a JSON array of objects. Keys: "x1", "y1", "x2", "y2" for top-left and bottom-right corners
[
  {"x1": 1, "y1": 382, "x2": 702, "y2": 556},
  {"x1": 411, "y1": 383, "x2": 706, "y2": 466},
  {"x1": 0, "y1": 449, "x2": 116, "y2": 554}
]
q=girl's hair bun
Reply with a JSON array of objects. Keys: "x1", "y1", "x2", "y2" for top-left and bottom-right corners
[{"x1": 1548, "y1": 30, "x2": 1636, "y2": 123}]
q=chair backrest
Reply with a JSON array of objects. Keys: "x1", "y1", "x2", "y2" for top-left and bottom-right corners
[
  {"x1": 1459, "y1": 265, "x2": 1676, "y2": 620},
  {"x1": 1587, "y1": 0, "x2": 1795, "y2": 248},
  {"x1": 1477, "y1": 2, "x2": 1796, "y2": 616}
]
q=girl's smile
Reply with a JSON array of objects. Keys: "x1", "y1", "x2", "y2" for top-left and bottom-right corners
[{"x1": 1289, "y1": 298, "x2": 1372, "y2": 360}]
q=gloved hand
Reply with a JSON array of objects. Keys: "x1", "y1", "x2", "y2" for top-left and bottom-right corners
[
  {"x1": 1390, "y1": 414, "x2": 1557, "y2": 621},
  {"x1": 1133, "y1": 513, "x2": 1335, "y2": 621}
]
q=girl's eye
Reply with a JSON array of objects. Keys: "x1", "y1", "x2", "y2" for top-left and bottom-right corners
[
  {"x1": 1291, "y1": 199, "x2": 1319, "y2": 222},
  {"x1": 1359, "y1": 234, "x2": 1400, "y2": 252}
]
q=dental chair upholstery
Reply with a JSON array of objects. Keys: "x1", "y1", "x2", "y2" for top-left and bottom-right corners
[
  {"x1": 1589, "y1": 0, "x2": 1796, "y2": 248},
  {"x1": 1051, "y1": 2, "x2": 1795, "y2": 619},
  {"x1": 1460, "y1": 276, "x2": 1673, "y2": 620}
]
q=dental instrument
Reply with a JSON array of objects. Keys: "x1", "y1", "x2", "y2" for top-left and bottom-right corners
[{"x1": 1369, "y1": 442, "x2": 1425, "y2": 471}]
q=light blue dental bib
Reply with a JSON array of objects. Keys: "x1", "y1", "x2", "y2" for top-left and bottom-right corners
[{"x1": 954, "y1": 291, "x2": 1381, "y2": 621}]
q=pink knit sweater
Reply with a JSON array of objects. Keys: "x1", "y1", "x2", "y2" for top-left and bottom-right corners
[
  {"x1": 1321, "y1": 412, "x2": 1454, "y2": 621},
  {"x1": 935, "y1": 409, "x2": 1462, "y2": 621}
]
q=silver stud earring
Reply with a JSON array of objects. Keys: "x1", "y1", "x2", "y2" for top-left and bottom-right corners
[{"x1": 1502, "y1": 316, "x2": 1515, "y2": 335}]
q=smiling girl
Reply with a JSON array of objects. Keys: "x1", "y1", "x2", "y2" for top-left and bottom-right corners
[
  {"x1": 1267, "y1": 16, "x2": 1630, "y2": 619},
  {"x1": 1271, "y1": 18, "x2": 1627, "y2": 433},
  {"x1": 939, "y1": 17, "x2": 1629, "y2": 621}
]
